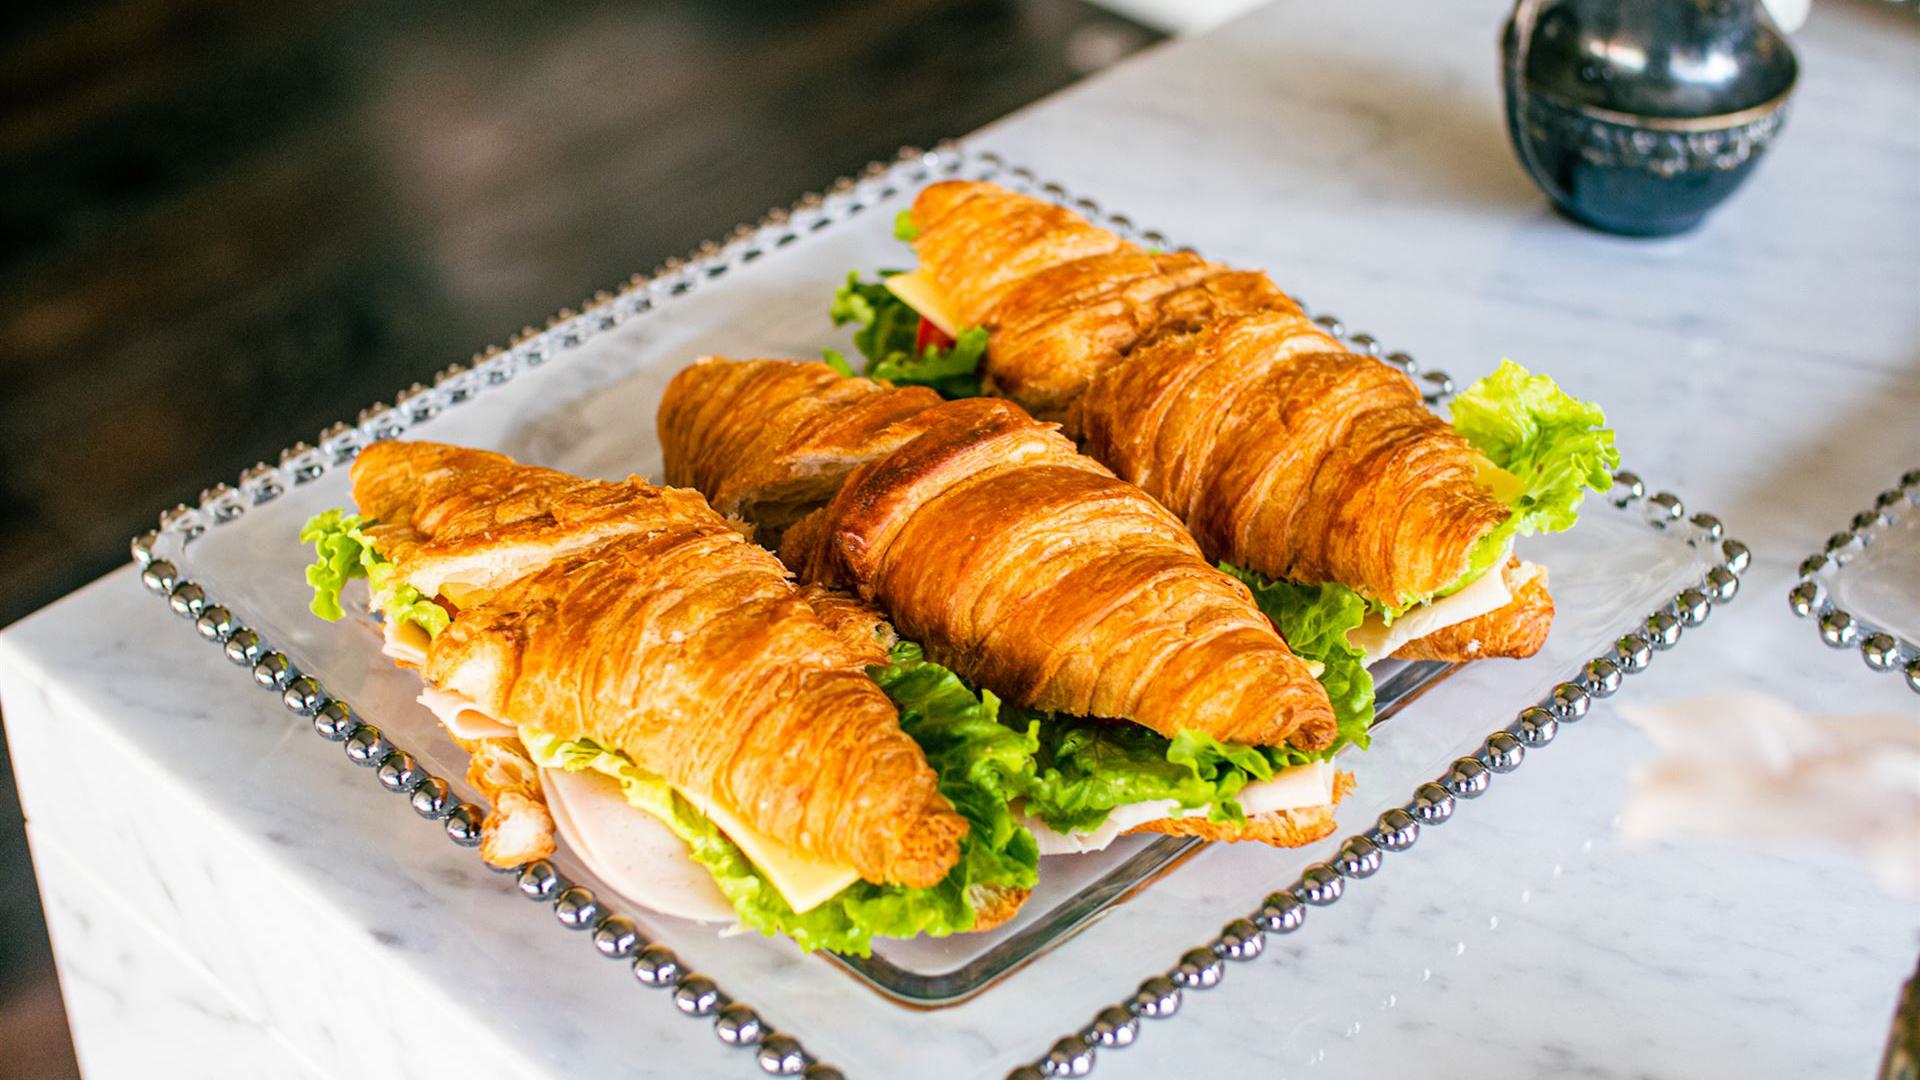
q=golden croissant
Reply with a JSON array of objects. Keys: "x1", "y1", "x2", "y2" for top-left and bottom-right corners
[
  {"x1": 350, "y1": 440, "x2": 968, "y2": 890},
  {"x1": 896, "y1": 179, "x2": 1553, "y2": 660},
  {"x1": 659, "y1": 357, "x2": 1338, "y2": 756}
]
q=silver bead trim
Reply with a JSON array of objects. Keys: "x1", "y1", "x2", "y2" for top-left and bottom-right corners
[
  {"x1": 1787, "y1": 470, "x2": 1920, "y2": 693},
  {"x1": 1170, "y1": 947, "x2": 1224, "y2": 989},
  {"x1": 554, "y1": 885, "x2": 601, "y2": 929},
  {"x1": 1408, "y1": 781, "x2": 1457, "y2": 824},
  {"x1": 1212, "y1": 918, "x2": 1265, "y2": 962},
  {"x1": 374, "y1": 749, "x2": 421, "y2": 790},
  {"x1": 633, "y1": 942, "x2": 681, "y2": 987},
  {"x1": 344, "y1": 725, "x2": 393, "y2": 768},
  {"x1": 674, "y1": 974, "x2": 723, "y2": 1016},
  {"x1": 756, "y1": 1033, "x2": 809, "y2": 1075},
  {"x1": 1373, "y1": 808, "x2": 1420, "y2": 851},
  {"x1": 314, "y1": 701, "x2": 358, "y2": 742},
  {"x1": 252, "y1": 652, "x2": 293, "y2": 690},
  {"x1": 1255, "y1": 892, "x2": 1306, "y2": 934},
  {"x1": 1333, "y1": 836, "x2": 1383, "y2": 878},
  {"x1": 445, "y1": 803, "x2": 486, "y2": 847},
  {"x1": 1083, "y1": 1005, "x2": 1139, "y2": 1048},
  {"x1": 121, "y1": 146, "x2": 1744, "y2": 1078},
  {"x1": 716, "y1": 1002, "x2": 765, "y2": 1047},
  {"x1": 593, "y1": 915, "x2": 640, "y2": 959}
]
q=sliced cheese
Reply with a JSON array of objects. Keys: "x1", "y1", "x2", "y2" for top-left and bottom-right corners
[
  {"x1": 540, "y1": 767, "x2": 736, "y2": 924},
  {"x1": 1023, "y1": 761, "x2": 1337, "y2": 856},
  {"x1": 380, "y1": 611, "x2": 430, "y2": 667},
  {"x1": 883, "y1": 269, "x2": 964, "y2": 339},
  {"x1": 674, "y1": 786, "x2": 861, "y2": 915},
  {"x1": 438, "y1": 580, "x2": 491, "y2": 610},
  {"x1": 1474, "y1": 455, "x2": 1528, "y2": 503},
  {"x1": 1349, "y1": 553, "x2": 1518, "y2": 665},
  {"x1": 417, "y1": 686, "x2": 515, "y2": 741}
]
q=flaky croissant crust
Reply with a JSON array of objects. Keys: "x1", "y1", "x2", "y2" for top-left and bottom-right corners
[
  {"x1": 908, "y1": 181, "x2": 1527, "y2": 616},
  {"x1": 908, "y1": 181, "x2": 1300, "y2": 428},
  {"x1": 660, "y1": 356, "x2": 944, "y2": 543},
  {"x1": 1080, "y1": 315, "x2": 1513, "y2": 604},
  {"x1": 350, "y1": 440, "x2": 966, "y2": 890},
  {"x1": 658, "y1": 360, "x2": 1338, "y2": 753}
]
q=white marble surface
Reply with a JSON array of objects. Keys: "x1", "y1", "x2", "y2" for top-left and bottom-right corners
[{"x1": 4, "y1": 1, "x2": 1918, "y2": 1077}]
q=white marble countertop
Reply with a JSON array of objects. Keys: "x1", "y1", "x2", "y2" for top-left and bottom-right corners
[{"x1": 4, "y1": 2, "x2": 1918, "y2": 1078}]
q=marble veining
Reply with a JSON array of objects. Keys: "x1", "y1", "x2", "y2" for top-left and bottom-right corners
[{"x1": 3, "y1": 1, "x2": 1919, "y2": 1078}]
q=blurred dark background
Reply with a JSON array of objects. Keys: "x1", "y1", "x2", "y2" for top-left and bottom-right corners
[{"x1": 0, "y1": 2, "x2": 1157, "y2": 1073}]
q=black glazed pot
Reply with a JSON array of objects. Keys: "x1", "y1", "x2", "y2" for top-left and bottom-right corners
[{"x1": 1501, "y1": 0, "x2": 1799, "y2": 237}]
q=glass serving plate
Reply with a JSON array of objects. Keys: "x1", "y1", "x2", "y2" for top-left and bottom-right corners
[
  {"x1": 130, "y1": 147, "x2": 1750, "y2": 1075},
  {"x1": 1789, "y1": 470, "x2": 1920, "y2": 693}
]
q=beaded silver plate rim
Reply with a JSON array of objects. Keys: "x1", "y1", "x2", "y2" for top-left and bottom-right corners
[
  {"x1": 125, "y1": 143, "x2": 1752, "y2": 1080},
  {"x1": 1786, "y1": 469, "x2": 1920, "y2": 694}
]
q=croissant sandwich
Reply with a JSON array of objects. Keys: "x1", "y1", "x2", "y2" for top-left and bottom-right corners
[
  {"x1": 662, "y1": 358, "x2": 1366, "y2": 854},
  {"x1": 826, "y1": 181, "x2": 1619, "y2": 667},
  {"x1": 299, "y1": 440, "x2": 1042, "y2": 954}
]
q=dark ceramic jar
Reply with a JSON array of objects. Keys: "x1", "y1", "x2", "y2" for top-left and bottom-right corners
[{"x1": 1501, "y1": 0, "x2": 1799, "y2": 237}]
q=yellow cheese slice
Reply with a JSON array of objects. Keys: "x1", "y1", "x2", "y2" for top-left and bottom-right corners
[
  {"x1": 438, "y1": 580, "x2": 492, "y2": 610},
  {"x1": 380, "y1": 610, "x2": 432, "y2": 664},
  {"x1": 883, "y1": 269, "x2": 964, "y2": 339},
  {"x1": 1474, "y1": 455, "x2": 1527, "y2": 503},
  {"x1": 675, "y1": 787, "x2": 862, "y2": 915}
]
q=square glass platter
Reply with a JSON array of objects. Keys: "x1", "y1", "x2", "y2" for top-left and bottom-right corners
[
  {"x1": 1791, "y1": 471, "x2": 1920, "y2": 692},
  {"x1": 139, "y1": 148, "x2": 1744, "y2": 1070}
]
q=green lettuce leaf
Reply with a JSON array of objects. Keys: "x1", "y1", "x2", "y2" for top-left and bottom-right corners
[
  {"x1": 826, "y1": 271, "x2": 986, "y2": 398},
  {"x1": 299, "y1": 510, "x2": 450, "y2": 641},
  {"x1": 874, "y1": 645, "x2": 1352, "y2": 838},
  {"x1": 893, "y1": 209, "x2": 922, "y2": 242},
  {"x1": 1220, "y1": 564, "x2": 1374, "y2": 756},
  {"x1": 1018, "y1": 718, "x2": 1260, "y2": 833},
  {"x1": 522, "y1": 643, "x2": 1039, "y2": 957},
  {"x1": 870, "y1": 326, "x2": 988, "y2": 395},
  {"x1": 1445, "y1": 360, "x2": 1620, "y2": 597},
  {"x1": 866, "y1": 641, "x2": 1039, "y2": 884}
]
